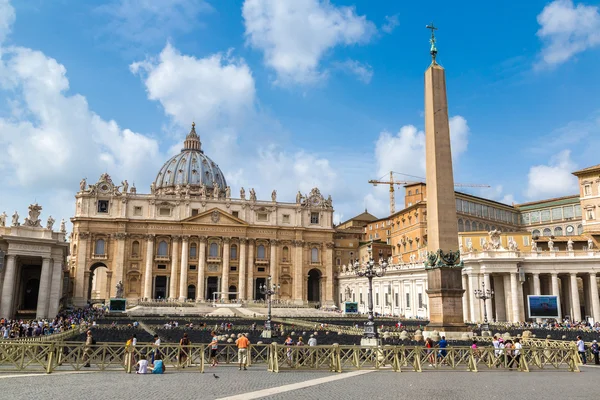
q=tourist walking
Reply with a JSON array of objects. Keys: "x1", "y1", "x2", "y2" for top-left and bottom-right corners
[
  {"x1": 438, "y1": 336, "x2": 448, "y2": 363},
  {"x1": 125, "y1": 335, "x2": 136, "y2": 369},
  {"x1": 179, "y1": 333, "x2": 191, "y2": 367},
  {"x1": 576, "y1": 336, "x2": 587, "y2": 365},
  {"x1": 82, "y1": 330, "x2": 93, "y2": 367},
  {"x1": 210, "y1": 331, "x2": 219, "y2": 367},
  {"x1": 235, "y1": 333, "x2": 250, "y2": 370},
  {"x1": 591, "y1": 340, "x2": 599, "y2": 365},
  {"x1": 512, "y1": 338, "x2": 522, "y2": 370},
  {"x1": 284, "y1": 335, "x2": 294, "y2": 366}
]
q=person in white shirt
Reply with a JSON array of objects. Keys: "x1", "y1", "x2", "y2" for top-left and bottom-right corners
[
  {"x1": 151, "y1": 335, "x2": 161, "y2": 364},
  {"x1": 576, "y1": 336, "x2": 587, "y2": 365},
  {"x1": 308, "y1": 335, "x2": 317, "y2": 346},
  {"x1": 136, "y1": 355, "x2": 149, "y2": 374},
  {"x1": 512, "y1": 338, "x2": 522, "y2": 369}
]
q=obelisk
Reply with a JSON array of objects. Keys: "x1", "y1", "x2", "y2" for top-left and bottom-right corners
[{"x1": 423, "y1": 24, "x2": 467, "y2": 335}]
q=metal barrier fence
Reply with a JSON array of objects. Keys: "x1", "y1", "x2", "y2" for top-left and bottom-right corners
[{"x1": 0, "y1": 342, "x2": 582, "y2": 374}]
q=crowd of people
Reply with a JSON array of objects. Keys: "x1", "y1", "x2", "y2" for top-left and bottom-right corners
[{"x1": 481, "y1": 319, "x2": 600, "y2": 333}]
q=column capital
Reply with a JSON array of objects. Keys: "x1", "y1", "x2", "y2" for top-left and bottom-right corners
[
  {"x1": 145, "y1": 234, "x2": 155, "y2": 241},
  {"x1": 181, "y1": 235, "x2": 190, "y2": 242},
  {"x1": 42, "y1": 257, "x2": 52, "y2": 263},
  {"x1": 292, "y1": 240, "x2": 304, "y2": 247},
  {"x1": 79, "y1": 232, "x2": 90, "y2": 239},
  {"x1": 223, "y1": 237, "x2": 231, "y2": 244},
  {"x1": 171, "y1": 235, "x2": 181, "y2": 241},
  {"x1": 590, "y1": 272, "x2": 598, "y2": 277},
  {"x1": 239, "y1": 238, "x2": 248, "y2": 244},
  {"x1": 199, "y1": 235, "x2": 208, "y2": 243},
  {"x1": 112, "y1": 232, "x2": 128, "y2": 240},
  {"x1": 247, "y1": 238, "x2": 256, "y2": 245},
  {"x1": 570, "y1": 272, "x2": 577, "y2": 277},
  {"x1": 270, "y1": 239, "x2": 279, "y2": 245},
  {"x1": 326, "y1": 242, "x2": 335, "y2": 249}
]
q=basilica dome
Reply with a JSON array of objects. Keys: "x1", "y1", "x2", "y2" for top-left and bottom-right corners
[{"x1": 153, "y1": 123, "x2": 227, "y2": 194}]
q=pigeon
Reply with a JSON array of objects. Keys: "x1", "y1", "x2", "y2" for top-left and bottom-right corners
[{"x1": 213, "y1": 374, "x2": 219, "y2": 379}]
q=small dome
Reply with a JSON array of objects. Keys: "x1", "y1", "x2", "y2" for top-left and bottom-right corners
[{"x1": 154, "y1": 123, "x2": 227, "y2": 193}]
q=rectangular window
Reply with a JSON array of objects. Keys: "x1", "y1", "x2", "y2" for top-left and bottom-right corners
[
  {"x1": 97, "y1": 200, "x2": 109, "y2": 213},
  {"x1": 133, "y1": 206, "x2": 142, "y2": 216},
  {"x1": 282, "y1": 214, "x2": 290, "y2": 223},
  {"x1": 157, "y1": 264, "x2": 167, "y2": 270},
  {"x1": 189, "y1": 264, "x2": 197, "y2": 270},
  {"x1": 469, "y1": 202, "x2": 476, "y2": 215},
  {"x1": 232, "y1": 211, "x2": 239, "y2": 218},
  {"x1": 310, "y1": 212, "x2": 319, "y2": 224},
  {"x1": 257, "y1": 212, "x2": 268, "y2": 221},
  {"x1": 541, "y1": 210, "x2": 551, "y2": 222},
  {"x1": 395, "y1": 293, "x2": 399, "y2": 307},
  {"x1": 191, "y1": 209, "x2": 199, "y2": 216},
  {"x1": 563, "y1": 206, "x2": 574, "y2": 219},
  {"x1": 375, "y1": 293, "x2": 379, "y2": 306},
  {"x1": 475, "y1": 204, "x2": 482, "y2": 217},
  {"x1": 159, "y1": 208, "x2": 171, "y2": 216},
  {"x1": 230, "y1": 265, "x2": 237, "y2": 272},
  {"x1": 523, "y1": 236, "x2": 530, "y2": 246},
  {"x1": 585, "y1": 185, "x2": 592, "y2": 196},
  {"x1": 574, "y1": 204, "x2": 582, "y2": 217},
  {"x1": 522, "y1": 213, "x2": 530, "y2": 224},
  {"x1": 552, "y1": 207, "x2": 562, "y2": 221},
  {"x1": 587, "y1": 209, "x2": 595, "y2": 220},
  {"x1": 418, "y1": 293, "x2": 423, "y2": 309},
  {"x1": 456, "y1": 199, "x2": 461, "y2": 212},
  {"x1": 482, "y1": 205, "x2": 488, "y2": 218},
  {"x1": 405, "y1": 293, "x2": 411, "y2": 308},
  {"x1": 258, "y1": 267, "x2": 266, "y2": 272},
  {"x1": 530, "y1": 211, "x2": 540, "y2": 223}
]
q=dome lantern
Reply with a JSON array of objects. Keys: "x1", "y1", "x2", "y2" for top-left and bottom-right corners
[{"x1": 183, "y1": 122, "x2": 202, "y2": 151}]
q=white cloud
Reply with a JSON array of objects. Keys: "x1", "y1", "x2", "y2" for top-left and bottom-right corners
[
  {"x1": 334, "y1": 59, "x2": 373, "y2": 83},
  {"x1": 525, "y1": 150, "x2": 579, "y2": 199},
  {"x1": 382, "y1": 14, "x2": 399, "y2": 34},
  {"x1": 96, "y1": 0, "x2": 212, "y2": 45},
  {"x1": 242, "y1": 0, "x2": 376, "y2": 85},
  {"x1": 536, "y1": 0, "x2": 600, "y2": 67},
  {"x1": 0, "y1": 0, "x2": 15, "y2": 44}
]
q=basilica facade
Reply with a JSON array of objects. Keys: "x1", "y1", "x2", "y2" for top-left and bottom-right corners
[{"x1": 69, "y1": 124, "x2": 335, "y2": 307}]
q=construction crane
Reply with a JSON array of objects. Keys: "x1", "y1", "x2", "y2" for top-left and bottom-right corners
[{"x1": 368, "y1": 171, "x2": 490, "y2": 215}]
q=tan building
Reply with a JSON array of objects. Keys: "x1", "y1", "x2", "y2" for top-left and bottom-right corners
[
  {"x1": 69, "y1": 124, "x2": 335, "y2": 306},
  {"x1": 573, "y1": 164, "x2": 600, "y2": 237},
  {"x1": 0, "y1": 205, "x2": 69, "y2": 319}
]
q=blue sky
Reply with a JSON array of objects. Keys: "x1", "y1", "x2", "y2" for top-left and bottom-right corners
[{"x1": 0, "y1": 0, "x2": 599, "y2": 227}]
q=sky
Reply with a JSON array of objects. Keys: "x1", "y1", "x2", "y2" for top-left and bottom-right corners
[{"x1": 0, "y1": 0, "x2": 599, "y2": 229}]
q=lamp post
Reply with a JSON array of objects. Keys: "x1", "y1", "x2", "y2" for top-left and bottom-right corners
[
  {"x1": 473, "y1": 281, "x2": 494, "y2": 332},
  {"x1": 260, "y1": 276, "x2": 280, "y2": 337},
  {"x1": 350, "y1": 244, "x2": 388, "y2": 341}
]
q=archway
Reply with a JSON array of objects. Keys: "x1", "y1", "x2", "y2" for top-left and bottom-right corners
[
  {"x1": 307, "y1": 268, "x2": 321, "y2": 303},
  {"x1": 23, "y1": 278, "x2": 40, "y2": 310},
  {"x1": 255, "y1": 278, "x2": 266, "y2": 300},
  {"x1": 87, "y1": 263, "x2": 108, "y2": 302},
  {"x1": 228, "y1": 285, "x2": 237, "y2": 301}
]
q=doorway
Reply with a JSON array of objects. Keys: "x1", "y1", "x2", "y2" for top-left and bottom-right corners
[
  {"x1": 255, "y1": 278, "x2": 266, "y2": 300},
  {"x1": 187, "y1": 285, "x2": 196, "y2": 300},
  {"x1": 307, "y1": 269, "x2": 321, "y2": 302},
  {"x1": 154, "y1": 276, "x2": 167, "y2": 299},
  {"x1": 23, "y1": 278, "x2": 40, "y2": 310},
  {"x1": 207, "y1": 277, "x2": 219, "y2": 300},
  {"x1": 228, "y1": 285, "x2": 237, "y2": 301}
]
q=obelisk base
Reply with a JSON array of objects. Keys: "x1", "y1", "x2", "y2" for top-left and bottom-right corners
[{"x1": 425, "y1": 267, "x2": 469, "y2": 338}]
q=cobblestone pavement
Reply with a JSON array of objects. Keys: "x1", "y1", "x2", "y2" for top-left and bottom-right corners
[{"x1": 1, "y1": 366, "x2": 599, "y2": 400}]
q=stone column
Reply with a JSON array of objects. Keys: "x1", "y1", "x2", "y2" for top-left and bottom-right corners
[
  {"x1": 570, "y1": 273, "x2": 582, "y2": 321},
  {"x1": 221, "y1": 238, "x2": 230, "y2": 300},
  {"x1": 533, "y1": 273, "x2": 541, "y2": 322},
  {"x1": 238, "y1": 239, "x2": 247, "y2": 301},
  {"x1": 0, "y1": 255, "x2": 17, "y2": 318},
  {"x1": 461, "y1": 273, "x2": 470, "y2": 322},
  {"x1": 483, "y1": 273, "x2": 492, "y2": 322},
  {"x1": 510, "y1": 273, "x2": 521, "y2": 323},
  {"x1": 493, "y1": 275, "x2": 506, "y2": 322},
  {"x1": 247, "y1": 240, "x2": 255, "y2": 300},
  {"x1": 197, "y1": 236, "x2": 207, "y2": 301},
  {"x1": 113, "y1": 233, "x2": 127, "y2": 297},
  {"x1": 325, "y1": 242, "x2": 334, "y2": 305},
  {"x1": 293, "y1": 240, "x2": 304, "y2": 304},
  {"x1": 105, "y1": 271, "x2": 113, "y2": 300},
  {"x1": 503, "y1": 274, "x2": 512, "y2": 322},
  {"x1": 551, "y1": 273, "x2": 561, "y2": 319},
  {"x1": 143, "y1": 235, "x2": 155, "y2": 299},
  {"x1": 36, "y1": 257, "x2": 52, "y2": 318},
  {"x1": 179, "y1": 236, "x2": 189, "y2": 301},
  {"x1": 74, "y1": 232, "x2": 90, "y2": 305},
  {"x1": 589, "y1": 272, "x2": 600, "y2": 324},
  {"x1": 270, "y1": 239, "x2": 278, "y2": 286},
  {"x1": 48, "y1": 259, "x2": 63, "y2": 317},
  {"x1": 169, "y1": 236, "x2": 180, "y2": 300},
  {"x1": 468, "y1": 273, "x2": 480, "y2": 322}
]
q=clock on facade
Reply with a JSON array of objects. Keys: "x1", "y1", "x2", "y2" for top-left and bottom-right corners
[{"x1": 566, "y1": 226, "x2": 574, "y2": 233}]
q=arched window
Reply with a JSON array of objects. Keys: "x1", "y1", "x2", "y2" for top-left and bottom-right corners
[
  {"x1": 554, "y1": 227, "x2": 563, "y2": 236},
  {"x1": 542, "y1": 228, "x2": 552, "y2": 237},
  {"x1": 95, "y1": 239, "x2": 105, "y2": 255},
  {"x1": 577, "y1": 224, "x2": 583, "y2": 235},
  {"x1": 282, "y1": 246, "x2": 289, "y2": 261},
  {"x1": 230, "y1": 244, "x2": 238, "y2": 260},
  {"x1": 479, "y1": 223, "x2": 484, "y2": 231},
  {"x1": 457, "y1": 219, "x2": 464, "y2": 232},
  {"x1": 311, "y1": 247, "x2": 319, "y2": 263},
  {"x1": 209, "y1": 243, "x2": 218, "y2": 257},
  {"x1": 257, "y1": 245, "x2": 266, "y2": 259},
  {"x1": 189, "y1": 243, "x2": 197, "y2": 259},
  {"x1": 465, "y1": 221, "x2": 471, "y2": 232},
  {"x1": 131, "y1": 241, "x2": 140, "y2": 257},
  {"x1": 157, "y1": 240, "x2": 168, "y2": 256},
  {"x1": 485, "y1": 224, "x2": 490, "y2": 231},
  {"x1": 532, "y1": 229, "x2": 541, "y2": 237}
]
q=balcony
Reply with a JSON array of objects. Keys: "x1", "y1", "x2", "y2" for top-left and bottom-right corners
[
  {"x1": 92, "y1": 253, "x2": 107, "y2": 260},
  {"x1": 207, "y1": 256, "x2": 222, "y2": 263},
  {"x1": 155, "y1": 255, "x2": 170, "y2": 262},
  {"x1": 255, "y1": 258, "x2": 269, "y2": 265}
]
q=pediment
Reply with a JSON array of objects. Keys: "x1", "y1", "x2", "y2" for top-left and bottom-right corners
[{"x1": 182, "y1": 208, "x2": 248, "y2": 226}]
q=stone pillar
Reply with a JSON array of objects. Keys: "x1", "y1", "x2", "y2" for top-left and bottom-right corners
[
  {"x1": 589, "y1": 273, "x2": 600, "y2": 324},
  {"x1": 36, "y1": 257, "x2": 52, "y2": 319},
  {"x1": 238, "y1": 239, "x2": 247, "y2": 301},
  {"x1": 74, "y1": 232, "x2": 90, "y2": 305},
  {"x1": 48, "y1": 259, "x2": 63, "y2": 317},
  {"x1": 483, "y1": 273, "x2": 492, "y2": 322},
  {"x1": 0, "y1": 255, "x2": 17, "y2": 318},
  {"x1": 113, "y1": 233, "x2": 127, "y2": 298},
  {"x1": 143, "y1": 235, "x2": 154, "y2": 299},
  {"x1": 197, "y1": 237, "x2": 207, "y2": 301},
  {"x1": 503, "y1": 274, "x2": 512, "y2": 322},
  {"x1": 468, "y1": 273, "x2": 480, "y2": 322},
  {"x1": 551, "y1": 273, "x2": 562, "y2": 320},
  {"x1": 179, "y1": 236, "x2": 189, "y2": 301},
  {"x1": 533, "y1": 273, "x2": 541, "y2": 322},
  {"x1": 293, "y1": 240, "x2": 304, "y2": 304},
  {"x1": 169, "y1": 236, "x2": 180, "y2": 300},
  {"x1": 510, "y1": 273, "x2": 521, "y2": 323},
  {"x1": 493, "y1": 275, "x2": 506, "y2": 322},
  {"x1": 461, "y1": 273, "x2": 470, "y2": 322},
  {"x1": 325, "y1": 243, "x2": 334, "y2": 305},
  {"x1": 570, "y1": 273, "x2": 582, "y2": 322},
  {"x1": 105, "y1": 271, "x2": 113, "y2": 300},
  {"x1": 221, "y1": 238, "x2": 230, "y2": 300},
  {"x1": 247, "y1": 240, "x2": 255, "y2": 300},
  {"x1": 270, "y1": 239, "x2": 278, "y2": 286}
]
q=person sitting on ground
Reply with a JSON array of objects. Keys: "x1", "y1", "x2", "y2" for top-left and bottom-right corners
[
  {"x1": 150, "y1": 354, "x2": 165, "y2": 374},
  {"x1": 136, "y1": 354, "x2": 149, "y2": 374}
]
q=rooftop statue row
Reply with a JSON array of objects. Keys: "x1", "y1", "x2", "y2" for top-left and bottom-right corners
[{"x1": 1, "y1": 203, "x2": 66, "y2": 233}]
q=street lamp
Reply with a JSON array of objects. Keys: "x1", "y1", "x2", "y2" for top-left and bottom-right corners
[
  {"x1": 259, "y1": 276, "x2": 280, "y2": 337},
  {"x1": 473, "y1": 281, "x2": 494, "y2": 332},
  {"x1": 349, "y1": 244, "x2": 388, "y2": 341}
]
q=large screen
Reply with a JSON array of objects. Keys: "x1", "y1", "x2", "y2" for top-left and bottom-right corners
[
  {"x1": 527, "y1": 295, "x2": 560, "y2": 318},
  {"x1": 109, "y1": 298, "x2": 126, "y2": 312},
  {"x1": 344, "y1": 302, "x2": 358, "y2": 314}
]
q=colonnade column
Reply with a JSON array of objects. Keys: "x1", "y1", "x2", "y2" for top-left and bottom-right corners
[
  {"x1": 510, "y1": 272, "x2": 521, "y2": 323},
  {"x1": 169, "y1": 236, "x2": 180, "y2": 300},
  {"x1": 74, "y1": 232, "x2": 90, "y2": 304},
  {"x1": 197, "y1": 237, "x2": 207, "y2": 301},
  {"x1": 221, "y1": 238, "x2": 230, "y2": 300},
  {"x1": 483, "y1": 273, "x2": 492, "y2": 322},
  {"x1": 533, "y1": 273, "x2": 541, "y2": 322},
  {"x1": 247, "y1": 239, "x2": 255, "y2": 300},
  {"x1": 551, "y1": 273, "x2": 561, "y2": 320},
  {"x1": 461, "y1": 273, "x2": 470, "y2": 322},
  {"x1": 468, "y1": 273, "x2": 480, "y2": 322},
  {"x1": 36, "y1": 257, "x2": 52, "y2": 318},
  {"x1": 293, "y1": 240, "x2": 304, "y2": 304},
  {"x1": 143, "y1": 235, "x2": 155, "y2": 299},
  {"x1": 503, "y1": 275, "x2": 512, "y2": 322},
  {"x1": 48, "y1": 258, "x2": 63, "y2": 317},
  {"x1": 325, "y1": 242, "x2": 334, "y2": 305},
  {"x1": 105, "y1": 271, "x2": 113, "y2": 302},
  {"x1": 113, "y1": 233, "x2": 127, "y2": 298},
  {"x1": 0, "y1": 255, "x2": 17, "y2": 318},
  {"x1": 589, "y1": 273, "x2": 600, "y2": 324},
  {"x1": 238, "y1": 239, "x2": 247, "y2": 301},
  {"x1": 570, "y1": 273, "x2": 582, "y2": 321},
  {"x1": 179, "y1": 236, "x2": 189, "y2": 301},
  {"x1": 270, "y1": 239, "x2": 278, "y2": 286},
  {"x1": 493, "y1": 275, "x2": 506, "y2": 322}
]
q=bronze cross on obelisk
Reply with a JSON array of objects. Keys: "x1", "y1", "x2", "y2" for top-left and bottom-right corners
[{"x1": 426, "y1": 22, "x2": 438, "y2": 63}]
